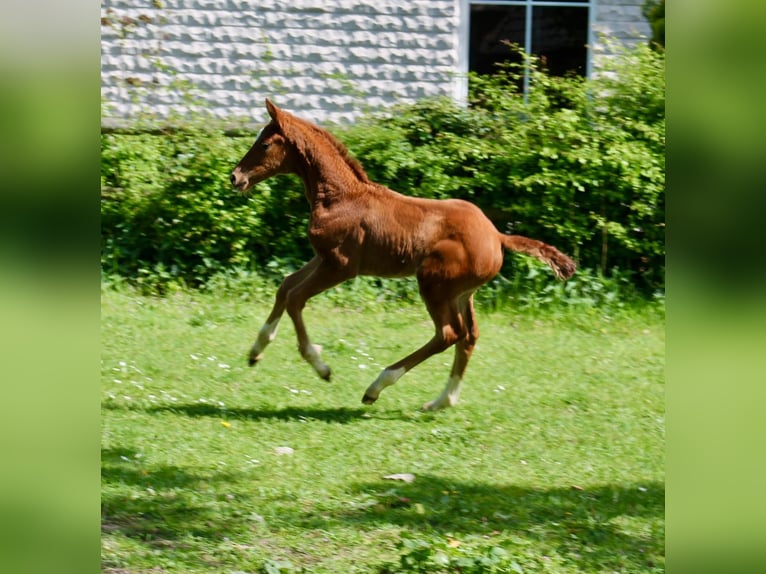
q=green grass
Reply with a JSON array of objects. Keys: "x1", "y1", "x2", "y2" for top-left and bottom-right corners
[{"x1": 101, "y1": 285, "x2": 664, "y2": 573}]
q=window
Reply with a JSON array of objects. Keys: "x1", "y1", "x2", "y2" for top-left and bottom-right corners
[{"x1": 460, "y1": 0, "x2": 593, "y2": 96}]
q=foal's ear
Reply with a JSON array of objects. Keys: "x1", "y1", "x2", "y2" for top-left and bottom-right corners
[{"x1": 265, "y1": 98, "x2": 280, "y2": 121}]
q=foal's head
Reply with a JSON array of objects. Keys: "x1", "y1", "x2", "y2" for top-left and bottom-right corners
[{"x1": 230, "y1": 98, "x2": 295, "y2": 193}]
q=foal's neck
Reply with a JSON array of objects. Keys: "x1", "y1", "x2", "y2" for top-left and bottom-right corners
[{"x1": 294, "y1": 149, "x2": 365, "y2": 208}]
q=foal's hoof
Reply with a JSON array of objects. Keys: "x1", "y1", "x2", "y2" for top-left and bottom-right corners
[
  {"x1": 421, "y1": 397, "x2": 456, "y2": 411},
  {"x1": 320, "y1": 368, "x2": 332, "y2": 382},
  {"x1": 361, "y1": 393, "x2": 378, "y2": 405},
  {"x1": 247, "y1": 351, "x2": 262, "y2": 367}
]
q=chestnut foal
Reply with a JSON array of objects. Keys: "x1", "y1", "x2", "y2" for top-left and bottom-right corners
[{"x1": 231, "y1": 99, "x2": 575, "y2": 410}]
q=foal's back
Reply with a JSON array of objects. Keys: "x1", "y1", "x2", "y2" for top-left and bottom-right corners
[{"x1": 350, "y1": 182, "x2": 505, "y2": 283}]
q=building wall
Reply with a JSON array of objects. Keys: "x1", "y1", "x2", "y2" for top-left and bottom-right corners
[
  {"x1": 593, "y1": 0, "x2": 653, "y2": 44},
  {"x1": 101, "y1": 0, "x2": 650, "y2": 127}
]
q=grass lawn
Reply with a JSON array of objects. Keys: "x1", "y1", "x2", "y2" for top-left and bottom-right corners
[{"x1": 101, "y1": 285, "x2": 664, "y2": 573}]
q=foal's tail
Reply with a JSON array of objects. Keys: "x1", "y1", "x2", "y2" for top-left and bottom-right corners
[{"x1": 500, "y1": 234, "x2": 576, "y2": 280}]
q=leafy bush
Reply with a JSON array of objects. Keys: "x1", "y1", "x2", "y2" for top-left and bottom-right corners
[
  {"x1": 342, "y1": 43, "x2": 665, "y2": 295},
  {"x1": 643, "y1": 0, "x2": 665, "y2": 49},
  {"x1": 379, "y1": 533, "x2": 527, "y2": 574},
  {"x1": 101, "y1": 127, "x2": 310, "y2": 291},
  {"x1": 101, "y1": 44, "x2": 664, "y2": 299}
]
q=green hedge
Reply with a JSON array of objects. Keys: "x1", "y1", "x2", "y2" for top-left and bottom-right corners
[
  {"x1": 101, "y1": 128, "x2": 308, "y2": 286},
  {"x1": 101, "y1": 43, "x2": 664, "y2": 297}
]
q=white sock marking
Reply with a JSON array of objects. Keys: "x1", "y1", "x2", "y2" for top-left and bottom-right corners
[
  {"x1": 423, "y1": 375, "x2": 463, "y2": 411},
  {"x1": 303, "y1": 343, "x2": 330, "y2": 378},
  {"x1": 251, "y1": 319, "x2": 281, "y2": 360},
  {"x1": 365, "y1": 367, "x2": 406, "y2": 400}
]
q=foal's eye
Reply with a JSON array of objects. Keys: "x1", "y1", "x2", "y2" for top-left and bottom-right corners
[{"x1": 262, "y1": 141, "x2": 271, "y2": 149}]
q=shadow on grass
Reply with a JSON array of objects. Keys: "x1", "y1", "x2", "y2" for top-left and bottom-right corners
[
  {"x1": 297, "y1": 475, "x2": 664, "y2": 572},
  {"x1": 145, "y1": 402, "x2": 374, "y2": 424},
  {"x1": 102, "y1": 410, "x2": 662, "y2": 571},
  {"x1": 104, "y1": 399, "x2": 413, "y2": 424},
  {"x1": 101, "y1": 447, "x2": 251, "y2": 568},
  {"x1": 102, "y1": 445, "x2": 662, "y2": 571}
]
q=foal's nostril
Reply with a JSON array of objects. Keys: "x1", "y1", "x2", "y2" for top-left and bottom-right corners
[{"x1": 230, "y1": 172, "x2": 237, "y2": 186}]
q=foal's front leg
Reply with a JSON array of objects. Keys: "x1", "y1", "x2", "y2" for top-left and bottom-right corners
[
  {"x1": 248, "y1": 257, "x2": 321, "y2": 367},
  {"x1": 283, "y1": 260, "x2": 350, "y2": 380},
  {"x1": 250, "y1": 256, "x2": 350, "y2": 380}
]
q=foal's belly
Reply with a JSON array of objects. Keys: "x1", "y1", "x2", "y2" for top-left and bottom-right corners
[{"x1": 357, "y1": 252, "x2": 419, "y2": 278}]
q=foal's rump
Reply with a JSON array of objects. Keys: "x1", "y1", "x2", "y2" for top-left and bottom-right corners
[{"x1": 412, "y1": 196, "x2": 576, "y2": 284}]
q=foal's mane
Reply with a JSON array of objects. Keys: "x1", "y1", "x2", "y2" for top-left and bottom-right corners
[{"x1": 283, "y1": 113, "x2": 371, "y2": 184}]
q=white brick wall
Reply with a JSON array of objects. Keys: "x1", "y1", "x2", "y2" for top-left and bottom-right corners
[
  {"x1": 594, "y1": 0, "x2": 653, "y2": 43},
  {"x1": 101, "y1": 0, "x2": 650, "y2": 127}
]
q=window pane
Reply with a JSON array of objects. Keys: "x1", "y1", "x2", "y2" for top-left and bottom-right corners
[
  {"x1": 531, "y1": 6, "x2": 588, "y2": 77},
  {"x1": 469, "y1": 4, "x2": 526, "y2": 76}
]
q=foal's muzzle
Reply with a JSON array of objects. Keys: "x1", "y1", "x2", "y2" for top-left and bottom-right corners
[{"x1": 230, "y1": 169, "x2": 248, "y2": 191}]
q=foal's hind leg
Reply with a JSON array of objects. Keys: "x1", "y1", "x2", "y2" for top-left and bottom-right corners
[
  {"x1": 422, "y1": 295, "x2": 479, "y2": 411},
  {"x1": 248, "y1": 256, "x2": 321, "y2": 366},
  {"x1": 362, "y1": 292, "x2": 465, "y2": 406}
]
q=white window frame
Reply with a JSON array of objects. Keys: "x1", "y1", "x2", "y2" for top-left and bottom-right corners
[{"x1": 456, "y1": 0, "x2": 595, "y2": 102}]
